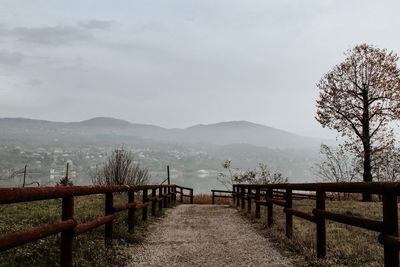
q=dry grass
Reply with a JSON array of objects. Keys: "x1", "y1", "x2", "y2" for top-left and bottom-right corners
[
  {"x1": 237, "y1": 197, "x2": 389, "y2": 267},
  {"x1": 192, "y1": 194, "x2": 233, "y2": 205},
  {"x1": 0, "y1": 194, "x2": 166, "y2": 267}
]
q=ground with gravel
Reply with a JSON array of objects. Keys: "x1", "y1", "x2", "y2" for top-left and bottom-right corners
[{"x1": 125, "y1": 204, "x2": 292, "y2": 267}]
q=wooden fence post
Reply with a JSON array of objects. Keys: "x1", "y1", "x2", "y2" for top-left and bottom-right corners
[
  {"x1": 255, "y1": 188, "x2": 260, "y2": 218},
  {"x1": 241, "y1": 187, "x2": 245, "y2": 209},
  {"x1": 171, "y1": 186, "x2": 175, "y2": 204},
  {"x1": 128, "y1": 191, "x2": 135, "y2": 233},
  {"x1": 105, "y1": 193, "x2": 113, "y2": 247},
  {"x1": 232, "y1": 185, "x2": 236, "y2": 205},
  {"x1": 236, "y1": 186, "x2": 240, "y2": 207},
  {"x1": 158, "y1": 187, "x2": 163, "y2": 212},
  {"x1": 285, "y1": 189, "x2": 293, "y2": 238},
  {"x1": 267, "y1": 188, "x2": 273, "y2": 227},
  {"x1": 180, "y1": 187, "x2": 183, "y2": 203},
  {"x1": 167, "y1": 186, "x2": 171, "y2": 205},
  {"x1": 151, "y1": 188, "x2": 156, "y2": 216},
  {"x1": 164, "y1": 187, "x2": 168, "y2": 207},
  {"x1": 60, "y1": 196, "x2": 74, "y2": 267},
  {"x1": 142, "y1": 189, "x2": 148, "y2": 222},
  {"x1": 247, "y1": 188, "x2": 252, "y2": 212},
  {"x1": 382, "y1": 193, "x2": 399, "y2": 267},
  {"x1": 316, "y1": 190, "x2": 326, "y2": 258}
]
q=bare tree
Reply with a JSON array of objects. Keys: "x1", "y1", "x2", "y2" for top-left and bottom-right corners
[
  {"x1": 315, "y1": 144, "x2": 361, "y2": 199},
  {"x1": 315, "y1": 144, "x2": 361, "y2": 183},
  {"x1": 0, "y1": 165, "x2": 40, "y2": 187},
  {"x1": 373, "y1": 145, "x2": 400, "y2": 182},
  {"x1": 218, "y1": 160, "x2": 287, "y2": 190},
  {"x1": 316, "y1": 44, "x2": 400, "y2": 201},
  {"x1": 91, "y1": 148, "x2": 150, "y2": 185}
]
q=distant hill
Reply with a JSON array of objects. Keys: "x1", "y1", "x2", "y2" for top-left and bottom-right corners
[
  {"x1": 0, "y1": 117, "x2": 327, "y2": 149},
  {"x1": 75, "y1": 117, "x2": 133, "y2": 128},
  {"x1": 176, "y1": 121, "x2": 323, "y2": 149},
  {"x1": 0, "y1": 117, "x2": 328, "y2": 189}
]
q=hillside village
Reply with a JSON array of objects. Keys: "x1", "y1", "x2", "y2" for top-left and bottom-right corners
[{"x1": 0, "y1": 118, "x2": 320, "y2": 191}]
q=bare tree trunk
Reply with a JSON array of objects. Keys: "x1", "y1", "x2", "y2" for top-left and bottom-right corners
[{"x1": 362, "y1": 89, "x2": 373, "y2": 202}]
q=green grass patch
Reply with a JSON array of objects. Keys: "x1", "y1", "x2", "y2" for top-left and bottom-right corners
[{"x1": 0, "y1": 194, "x2": 167, "y2": 267}]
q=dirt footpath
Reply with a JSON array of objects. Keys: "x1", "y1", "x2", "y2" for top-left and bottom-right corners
[{"x1": 125, "y1": 204, "x2": 291, "y2": 267}]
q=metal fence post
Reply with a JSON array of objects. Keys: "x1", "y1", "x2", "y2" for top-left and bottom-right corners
[
  {"x1": 212, "y1": 190, "x2": 215, "y2": 205},
  {"x1": 190, "y1": 189, "x2": 193, "y2": 204},
  {"x1": 61, "y1": 196, "x2": 74, "y2": 267}
]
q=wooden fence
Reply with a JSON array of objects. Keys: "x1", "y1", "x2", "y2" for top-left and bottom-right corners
[
  {"x1": 176, "y1": 185, "x2": 194, "y2": 204},
  {"x1": 0, "y1": 184, "x2": 193, "y2": 267},
  {"x1": 229, "y1": 182, "x2": 400, "y2": 267},
  {"x1": 211, "y1": 189, "x2": 330, "y2": 205}
]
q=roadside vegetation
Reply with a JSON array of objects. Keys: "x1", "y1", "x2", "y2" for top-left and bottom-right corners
[
  {"x1": 0, "y1": 194, "x2": 164, "y2": 267},
  {"x1": 238, "y1": 197, "x2": 388, "y2": 267},
  {"x1": 191, "y1": 194, "x2": 232, "y2": 205}
]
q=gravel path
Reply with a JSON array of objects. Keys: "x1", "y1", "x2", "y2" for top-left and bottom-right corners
[{"x1": 125, "y1": 204, "x2": 291, "y2": 267}]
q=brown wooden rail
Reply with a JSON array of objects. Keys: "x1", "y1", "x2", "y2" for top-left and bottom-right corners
[
  {"x1": 0, "y1": 184, "x2": 193, "y2": 267},
  {"x1": 211, "y1": 189, "x2": 234, "y2": 204},
  {"x1": 211, "y1": 189, "x2": 331, "y2": 205},
  {"x1": 232, "y1": 182, "x2": 400, "y2": 267},
  {"x1": 176, "y1": 185, "x2": 194, "y2": 204}
]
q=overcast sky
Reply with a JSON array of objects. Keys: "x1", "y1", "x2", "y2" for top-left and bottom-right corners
[{"x1": 0, "y1": 1, "x2": 399, "y2": 138}]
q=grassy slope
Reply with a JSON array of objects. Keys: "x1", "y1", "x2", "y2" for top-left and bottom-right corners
[
  {"x1": 0, "y1": 194, "x2": 391, "y2": 267},
  {"x1": 237, "y1": 198, "x2": 387, "y2": 267},
  {"x1": 0, "y1": 194, "x2": 164, "y2": 267}
]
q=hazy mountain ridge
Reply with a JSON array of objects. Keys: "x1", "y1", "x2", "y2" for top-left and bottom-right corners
[
  {"x1": 0, "y1": 117, "x2": 323, "y2": 190},
  {"x1": 0, "y1": 117, "x2": 327, "y2": 149}
]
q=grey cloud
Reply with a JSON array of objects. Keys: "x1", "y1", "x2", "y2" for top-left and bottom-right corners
[
  {"x1": 0, "y1": 23, "x2": 8, "y2": 34},
  {"x1": 13, "y1": 25, "x2": 92, "y2": 46},
  {"x1": 141, "y1": 23, "x2": 168, "y2": 32},
  {"x1": 0, "y1": 50, "x2": 24, "y2": 65},
  {"x1": 78, "y1": 20, "x2": 114, "y2": 30},
  {"x1": 0, "y1": 0, "x2": 397, "y2": 138},
  {"x1": 27, "y1": 79, "x2": 42, "y2": 87}
]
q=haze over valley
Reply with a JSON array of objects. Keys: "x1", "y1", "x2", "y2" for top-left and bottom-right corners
[{"x1": 0, "y1": 117, "x2": 328, "y2": 192}]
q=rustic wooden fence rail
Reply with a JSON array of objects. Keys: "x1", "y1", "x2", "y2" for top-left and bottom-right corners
[
  {"x1": 229, "y1": 182, "x2": 400, "y2": 267},
  {"x1": 211, "y1": 189, "x2": 234, "y2": 204},
  {"x1": 0, "y1": 184, "x2": 193, "y2": 267},
  {"x1": 176, "y1": 185, "x2": 194, "y2": 204},
  {"x1": 211, "y1": 189, "x2": 326, "y2": 205}
]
